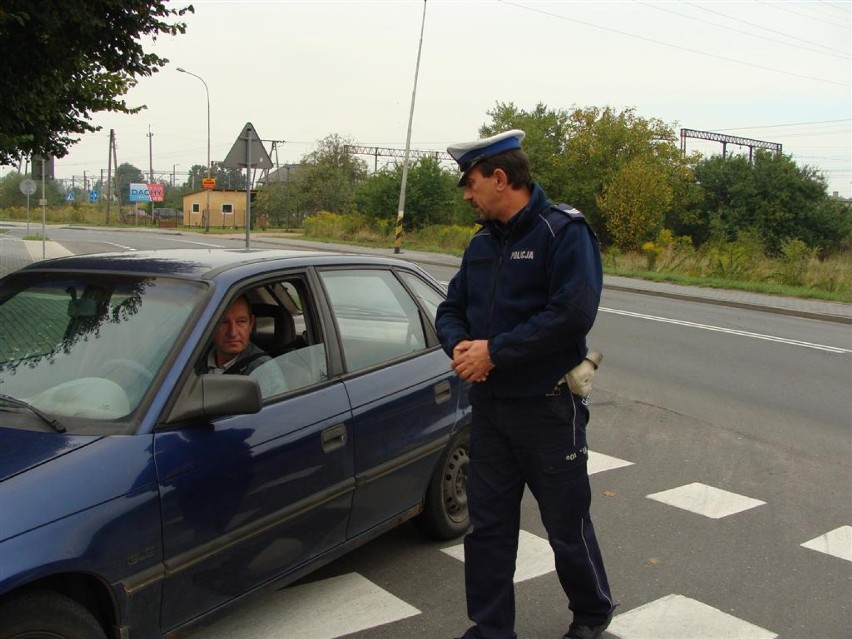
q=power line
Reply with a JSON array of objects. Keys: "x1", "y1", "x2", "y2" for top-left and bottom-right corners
[
  {"x1": 714, "y1": 119, "x2": 851, "y2": 130},
  {"x1": 498, "y1": 0, "x2": 850, "y2": 87},
  {"x1": 685, "y1": 2, "x2": 849, "y2": 59},
  {"x1": 817, "y1": 0, "x2": 852, "y2": 15},
  {"x1": 756, "y1": 0, "x2": 852, "y2": 28}
]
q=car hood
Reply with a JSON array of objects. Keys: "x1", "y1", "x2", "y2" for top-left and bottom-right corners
[{"x1": 0, "y1": 428, "x2": 100, "y2": 482}]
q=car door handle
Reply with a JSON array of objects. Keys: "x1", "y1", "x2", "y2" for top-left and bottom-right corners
[
  {"x1": 321, "y1": 423, "x2": 348, "y2": 452},
  {"x1": 434, "y1": 380, "x2": 451, "y2": 405}
]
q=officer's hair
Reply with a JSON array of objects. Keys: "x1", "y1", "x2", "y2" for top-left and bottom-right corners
[{"x1": 474, "y1": 149, "x2": 532, "y2": 190}]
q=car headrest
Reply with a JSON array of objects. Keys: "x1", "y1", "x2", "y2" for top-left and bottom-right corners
[{"x1": 251, "y1": 303, "x2": 296, "y2": 355}]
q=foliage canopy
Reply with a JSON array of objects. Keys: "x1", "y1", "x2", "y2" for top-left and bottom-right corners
[{"x1": 0, "y1": 1, "x2": 193, "y2": 165}]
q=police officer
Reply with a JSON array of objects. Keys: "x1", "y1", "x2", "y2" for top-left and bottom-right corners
[{"x1": 437, "y1": 130, "x2": 614, "y2": 639}]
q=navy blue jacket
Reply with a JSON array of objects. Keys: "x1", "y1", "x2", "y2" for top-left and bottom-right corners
[{"x1": 436, "y1": 183, "x2": 602, "y2": 398}]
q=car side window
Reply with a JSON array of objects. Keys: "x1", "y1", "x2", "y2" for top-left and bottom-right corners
[
  {"x1": 319, "y1": 269, "x2": 427, "y2": 373},
  {"x1": 398, "y1": 271, "x2": 444, "y2": 323},
  {"x1": 202, "y1": 278, "x2": 328, "y2": 400}
]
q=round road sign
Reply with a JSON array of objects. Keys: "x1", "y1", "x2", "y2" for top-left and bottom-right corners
[{"x1": 20, "y1": 179, "x2": 37, "y2": 196}]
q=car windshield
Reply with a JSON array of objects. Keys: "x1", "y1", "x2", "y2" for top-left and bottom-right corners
[{"x1": 0, "y1": 273, "x2": 206, "y2": 432}]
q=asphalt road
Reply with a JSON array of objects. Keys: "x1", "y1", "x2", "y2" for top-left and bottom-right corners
[{"x1": 2, "y1": 224, "x2": 850, "y2": 638}]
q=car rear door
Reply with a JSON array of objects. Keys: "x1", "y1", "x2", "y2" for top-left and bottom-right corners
[{"x1": 316, "y1": 267, "x2": 460, "y2": 539}]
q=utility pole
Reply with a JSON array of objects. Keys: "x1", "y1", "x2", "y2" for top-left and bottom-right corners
[
  {"x1": 148, "y1": 126, "x2": 154, "y2": 222},
  {"x1": 106, "y1": 129, "x2": 114, "y2": 224}
]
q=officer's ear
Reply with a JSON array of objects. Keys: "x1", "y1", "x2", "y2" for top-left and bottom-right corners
[{"x1": 492, "y1": 168, "x2": 509, "y2": 190}]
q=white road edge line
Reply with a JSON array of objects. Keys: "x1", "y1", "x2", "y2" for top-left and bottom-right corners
[{"x1": 599, "y1": 307, "x2": 850, "y2": 354}]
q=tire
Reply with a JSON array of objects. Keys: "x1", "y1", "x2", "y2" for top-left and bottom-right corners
[
  {"x1": 415, "y1": 428, "x2": 471, "y2": 539},
  {"x1": 0, "y1": 590, "x2": 107, "y2": 639}
]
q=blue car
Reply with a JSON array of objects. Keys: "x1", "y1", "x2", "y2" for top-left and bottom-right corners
[{"x1": 0, "y1": 249, "x2": 471, "y2": 639}]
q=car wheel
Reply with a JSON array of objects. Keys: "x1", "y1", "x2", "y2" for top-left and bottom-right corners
[
  {"x1": 415, "y1": 428, "x2": 470, "y2": 539},
  {"x1": 0, "y1": 590, "x2": 107, "y2": 639}
]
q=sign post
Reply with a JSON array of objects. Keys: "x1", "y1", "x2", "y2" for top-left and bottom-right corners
[{"x1": 223, "y1": 122, "x2": 273, "y2": 250}]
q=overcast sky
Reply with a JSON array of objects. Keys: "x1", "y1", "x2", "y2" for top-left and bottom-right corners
[{"x1": 14, "y1": 0, "x2": 852, "y2": 196}]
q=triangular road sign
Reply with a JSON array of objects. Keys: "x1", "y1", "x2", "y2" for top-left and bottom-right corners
[{"x1": 222, "y1": 122, "x2": 273, "y2": 169}]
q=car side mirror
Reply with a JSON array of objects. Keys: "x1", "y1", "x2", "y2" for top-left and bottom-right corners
[{"x1": 164, "y1": 374, "x2": 262, "y2": 424}]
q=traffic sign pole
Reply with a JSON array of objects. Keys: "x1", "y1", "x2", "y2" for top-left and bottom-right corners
[{"x1": 41, "y1": 157, "x2": 46, "y2": 259}]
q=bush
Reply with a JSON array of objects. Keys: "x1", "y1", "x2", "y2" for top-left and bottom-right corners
[
  {"x1": 302, "y1": 211, "x2": 382, "y2": 242},
  {"x1": 774, "y1": 238, "x2": 817, "y2": 286},
  {"x1": 414, "y1": 224, "x2": 477, "y2": 252},
  {"x1": 641, "y1": 241, "x2": 663, "y2": 270},
  {"x1": 704, "y1": 229, "x2": 764, "y2": 281}
]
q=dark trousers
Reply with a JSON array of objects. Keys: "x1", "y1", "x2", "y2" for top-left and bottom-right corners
[{"x1": 462, "y1": 390, "x2": 613, "y2": 639}]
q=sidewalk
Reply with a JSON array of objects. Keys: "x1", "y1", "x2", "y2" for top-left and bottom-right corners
[
  {"x1": 0, "y1": 235, "x2": 73, "y2": 275},
  {"x1": 1, "y1": 230, "x2": 849, "y2": 324}
]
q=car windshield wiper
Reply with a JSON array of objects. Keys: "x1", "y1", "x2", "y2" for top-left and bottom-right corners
[{"x1": 0, "y1": 393, "x2": 66, "y2": 433}]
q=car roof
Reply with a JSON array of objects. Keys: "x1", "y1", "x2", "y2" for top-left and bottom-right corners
[{"x1": 15, "y1": 248, "x2": 421, "y2": 280}]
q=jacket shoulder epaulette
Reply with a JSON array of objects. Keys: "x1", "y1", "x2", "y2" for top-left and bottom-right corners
[
  {"x1": 551, "y1": 202, "x2": 586, "y2": 221},
  {"x1": 546, "y1": 203, "x2": 598, "y2": 242}
]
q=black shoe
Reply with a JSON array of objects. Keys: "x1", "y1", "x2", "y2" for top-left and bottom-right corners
[{"x1": 562, "y1": 611, "x2": 612, "y2": 639}]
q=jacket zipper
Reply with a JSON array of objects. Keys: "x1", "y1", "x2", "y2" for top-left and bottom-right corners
[{"x1": 485, "y1": 226, "x2": 510, "y2": 338}]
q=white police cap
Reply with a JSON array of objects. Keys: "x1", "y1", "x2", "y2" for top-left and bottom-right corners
[{"x1": 447, "y1": 129, "x2": 526, "y2": 186}]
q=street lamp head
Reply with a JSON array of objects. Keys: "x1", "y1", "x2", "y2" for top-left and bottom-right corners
[{"x1": 176, "y1": 67, "x2": 186, "y2": 73}]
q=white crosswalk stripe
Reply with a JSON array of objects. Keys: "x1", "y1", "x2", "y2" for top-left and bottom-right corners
[
  {"x1": 800, "y1": 525, "x2": 852, "y2": 562},
  {"x1": 607, "y1": 594, "x2": 778, "y2": 639},
  {"x1": 200, "y1": 572, "x2": 420, "y2": 639},
  {"x1": 646, "y1": 482, "x2": 767, "y2": 519}
]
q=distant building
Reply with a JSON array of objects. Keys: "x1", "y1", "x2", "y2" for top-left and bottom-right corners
[
  {"x1": 258, "y1": 163, "x2": 302, "y2": 186},
  {"x1": 830, "y1": 191, "x2": 852, "y2": 208},
  {"x1": 182, "y1": 189, "x2": 256, "y2": 228}
]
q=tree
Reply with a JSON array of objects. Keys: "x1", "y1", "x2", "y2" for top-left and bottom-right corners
[
  {"x1": 297, "y1": 134, "x2": 368, "y2": 215},
  {"x1": 115, "y1": 163, "x2": 145, "y2": 204},
  {"x1": 694, "y1": 151, "x2": 850, "y2": 255},
  {"x1": 0, "y1": 1, "x2": 193, "y2": 165},
  {"x1": 356, "y1": 157, "x2": 458, "y2": 230},
  {"x1": 254, "y1": 178, "x2": 310, "y2": 228},
  {"x1": 598, "y1": 156, "x2": 673, "y2": 251}
]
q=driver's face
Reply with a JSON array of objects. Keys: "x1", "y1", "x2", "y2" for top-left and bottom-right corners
[{"x1": 214, "y1": 298, "x2": 254, "y2": 365}]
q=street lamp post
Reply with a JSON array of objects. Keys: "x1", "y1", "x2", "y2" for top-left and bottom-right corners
[
  {"x1": 177, "y1": 67, "x2": 211, "y2": 231},
  {"x1": 394, "y1": 0, "x2": 428, "y2": 254}
]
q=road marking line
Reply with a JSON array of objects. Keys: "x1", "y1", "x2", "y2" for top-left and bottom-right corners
[
  {"x1": 801, "y1": 525, "x2": 852, "y2": 562},
  {"x1": 95, "y1": 242, "x2": 136, "y2": 251},
  {"x1": 163, "y1": 238, "x2": 228, "y2": 247},
  {"x1": 647, "y1": 482, "x2": 766, "y2": 519},
  {"x1": 609, "y1": 594, "x2": 777, "y2": 639},
  {"x1": 443, "y1": 529, "x2": 555, "y2": 583},
  {"x1": 200, "y1": 572, "x2": 420, "y2": 639},
  {"x1": 589, "y1": 451, "x2": 634, "y2": 475},
  {"x1": 599, "y1": 307, "x2": 850, "y2": 353}
]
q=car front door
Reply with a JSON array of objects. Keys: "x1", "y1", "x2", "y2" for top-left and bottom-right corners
[{"x1": 154, "y1": 275, "x2": 355, "y2": 633}]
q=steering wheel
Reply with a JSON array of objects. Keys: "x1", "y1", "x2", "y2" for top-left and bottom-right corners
[{"x1": 97, "y1": 358, "x2": 154, "y2": 386}]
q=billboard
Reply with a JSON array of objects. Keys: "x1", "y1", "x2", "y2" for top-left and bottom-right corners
[{"x1": 129, "y1": 183, "x2": 165, "y2": 203}]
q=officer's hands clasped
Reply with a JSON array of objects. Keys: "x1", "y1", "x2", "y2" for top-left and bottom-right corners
[{"x1": 451, "y1": 339, "x2": 495, "y2": 383}]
